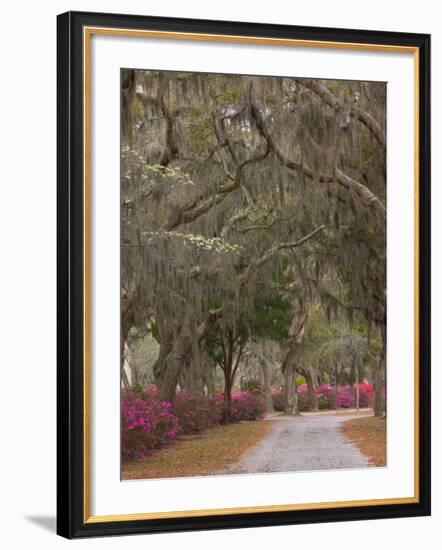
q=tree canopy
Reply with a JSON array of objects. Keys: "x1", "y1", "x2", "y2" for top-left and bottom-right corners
[{"x1": 121, "y1": 69, "x2": 386, "y2": 419}]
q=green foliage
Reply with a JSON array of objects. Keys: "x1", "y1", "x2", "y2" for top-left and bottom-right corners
[
  {"x1": 248, "y1": 294, "x2": 292, "y2": 343},
  {"x1": 216, "y1": 87, "x2": 240, "y2": 107},
  {"x1": 150, "y1": 320, "x2": 160, "y2": 343},
  {"x1": 265, "y1": 93, "x2": 278, "y2": 106},
  {"x1": 131, "y1": 383, "x2": 145, "y2": 395},
  {"x1": 131, "y1": 96, "x2": 145, "y2": 120},
  {"x1": 240, "y1": 378, "x2": 262, "y2": 391},
  {"x1": 188, "y1": 111, "x2": 214, "y2": 156}
]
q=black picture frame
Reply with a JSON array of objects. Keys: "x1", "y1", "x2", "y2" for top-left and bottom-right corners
[{"x1": 57, "y1": 10, "x2": 431, "y2": 539}]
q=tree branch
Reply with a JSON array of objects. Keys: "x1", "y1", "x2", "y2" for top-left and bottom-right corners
[
  {"x1": 162, "y1": 143, "x2": 269, "y2": 231},
  {"x1": 239, "y1": 225, "x2": 330, "y2": 285},
  {"x1": 249, "y1": 98, "x2": 386, "y2": 224},
  {"x1": 297, "y1": 79, "x2": 385, "y2": 149},
  {"x1": 255, "y1": 225, "x2": 330, "y2": 269},
  {"x1": 232, "y1": 342, "x2": 245, "y2": 378},
  {"x1": 196, "y1": 307, "x2": 223, "y2": 343}
]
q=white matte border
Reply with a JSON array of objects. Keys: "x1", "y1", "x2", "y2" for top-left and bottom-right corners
[{"x1": 90, "y1": 33, "x2": 415, "y2": 517}]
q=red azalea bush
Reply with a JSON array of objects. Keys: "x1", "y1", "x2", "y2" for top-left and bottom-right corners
[
  {"x1": 336, "y1": 383, "x2": 375, "y2": 408},
  {"x1": 121, "y1": 387, "x2": 179, "y2": 459},
  {"x1": 298, "y1": 382, "x2": 374, "y2": 409},
  {"x1": 355, "y1": 382, "x2": 375, "y2": 407},
  {"x1": 337, "y1": 384, "x2": 353, "y2": 408}
]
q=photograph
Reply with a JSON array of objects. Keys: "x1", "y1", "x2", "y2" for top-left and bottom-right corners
[{"x1": 120, "y1": 69, "x2": 387, "y2": 481}]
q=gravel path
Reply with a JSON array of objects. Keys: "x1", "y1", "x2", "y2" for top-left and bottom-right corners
[{"x1": 222, "y1": 412, "x2": 372, "y2": 474}]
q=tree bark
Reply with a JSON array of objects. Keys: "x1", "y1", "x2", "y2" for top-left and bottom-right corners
[
  {"x1": 158, "y1": 336, "x2": 191, "y2": 402},
  {"x1": 221, "y1": 331, "x2": 234, "y2": 423},
  {"x1": 281, "y1": 310, "x2": 307, "y2": 415},
  {"x1": 305, "y1": 370, "x2": 318, "y2": 411},
  {"x1": 223, "y1": 369, "x2": 233, "y2": 424},
  {"x1": 374, "y1": 320, "x2": 386, "y2": 417},
  {"x1": 182, "y1": 345, "x2": 206, "y2": 398},
  {"x1": 219, "y1": 330, "x2": 245, "y2": 423},
  {"x1": 205, "y1": 361, "x2": 216, "y2": 397},
  {"x1": 259, "y1": 352, "x2": 274, "y2": 414},
  {"x1": 155, "y1": 308, "x2": 223, "y2": 402},
  {"x1": 122, "y1": 69, "x2": 136, "y2": 147},
  {"x1": 283, "y1": 365, "x2": 298, "y2": 415},
  {"x1": 296, "y1": 78, "x2": 386, "y2": 149}
]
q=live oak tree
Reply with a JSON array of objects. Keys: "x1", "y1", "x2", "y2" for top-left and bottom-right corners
[{"x1": 121, "y1": 69, "x2": 386, "y2": 418}]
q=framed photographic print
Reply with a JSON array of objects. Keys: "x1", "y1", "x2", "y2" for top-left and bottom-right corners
[{"x1": 57, "y1": 11, "x2": 431, "y2": 539}]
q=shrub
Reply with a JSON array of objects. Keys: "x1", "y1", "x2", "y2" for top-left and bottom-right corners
[
  {"x1": 173, "y1": 390, "x2": 220, "y2": 434},
  {"x1": 121, "y1": 388, "x2": 179, "y2": 459},
  {"x1": 241, "y1": 378, "x2": 262, "y2": 392},
  {"x1": 316, "y1": 384, "x2": 337, "y2": 410},
  {"x1": 269, "y1": 382, "x2": 374, "y2": 413},
  {"x1": 337, "y1": 382, "x2": 374, "y2": 408},
  {"x1": 297, "y1": 384, "x2": 315, "y2": 411},
  {"x1": 337, "y1": 384, "x2": 352, "y2": 407},
  {"x1": 271, "y1": 389, "x2": 285, "y2": 411},
  {"x1": 356, "y1": 382, "x2": 375, "y2": 407},
  {"x1": 122, "y1": 387, "x2": 272, "y2": 461},
  {"x1": 230, "y1": 390, "x2": 266, "y2": 421}
]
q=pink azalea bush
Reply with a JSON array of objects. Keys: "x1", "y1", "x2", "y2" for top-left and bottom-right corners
[
  {"x1": 297, "y1": 384, "x2": 315, "y2": 411},
  {"x1": 230, "y1": 390, "x2": 266, "y2": 421},
  {"x1": 337, "y1": 382, "x2": 374, "y2": 408},
  {"x1": 316, "y1": 384, "x2": 338, "y2": 409},
  {"x1": 122, "y1": 388, "x2": 266, "y2": 459},
  {"x1": 173, "y1": 390, "x2": 220, "y2": 434},
  {"x1": 121, "y1": 387, "x2": 179, "y2": 459},
  {"x1": 211, "y1": 391, "x2": 266, "y2": 422},
  {"x1": 272, "y1": 382, "x2": 375, "y2": 412}
]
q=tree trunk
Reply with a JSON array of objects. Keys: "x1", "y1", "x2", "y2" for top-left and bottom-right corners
[
  {"x1": 283, "y1": 365, "x2": 298, "y2": 415},
  {"x1": 221, "y1": 333, "x2": 234, "y2": 424},
  {"x1": 334, "y1": 363, "x2": 339, "y2": 410},
  {"x1": 122, "y1": 69, "x2": 136, "y2": 147},
  {"x1": 153, "y1": 330, "x2": 175, "y2": 387},
  {"x1": 256, "y1": 343, "x2": 274, "y2": 414},
  {"x1": 182, "y1": 345, "x2": 206, "y2": 398},
  {"x1": 260, "y1": 355, "x2": 274, "y2": 414},
  {"x1": 205, "y1": 361, "x2": 216, "y2": 396},
  {"x1": 305, "y1": 370, "x2": 318, "y2": 411},
  {"x1": 374, "y1": 321, "x2": 386, "y2": 417},
  {"x1": 223, "y1": 370, "x2": 233, "y2": 424},
  {"x1": 154, "y1": 308, "x2": 223, "y2": 402},
  {"x1": 281, "y1": 310, "x2": 307, "y2": 415},
  {"x1": 158, "y1": 343, "x2": 190, "y2": 402},
  {"x1": 121, "y1": 361, "x2": 131, "y2": 390},
  {"x1": 355, "y1": 359, "x2": 360, "y2": 411}
]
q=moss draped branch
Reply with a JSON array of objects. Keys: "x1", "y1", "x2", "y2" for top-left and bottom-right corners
[
  {"x1": 296, "y1": 78, "x2": 385, "y2": 149},
  {"x1": 249, "y1": 97, "x2": 386, "y2": 225}
]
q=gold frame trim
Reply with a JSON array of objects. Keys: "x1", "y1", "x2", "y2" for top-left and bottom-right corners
[{"x1": 83, "y1": 26, "x2": 420, "y2": 524}]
